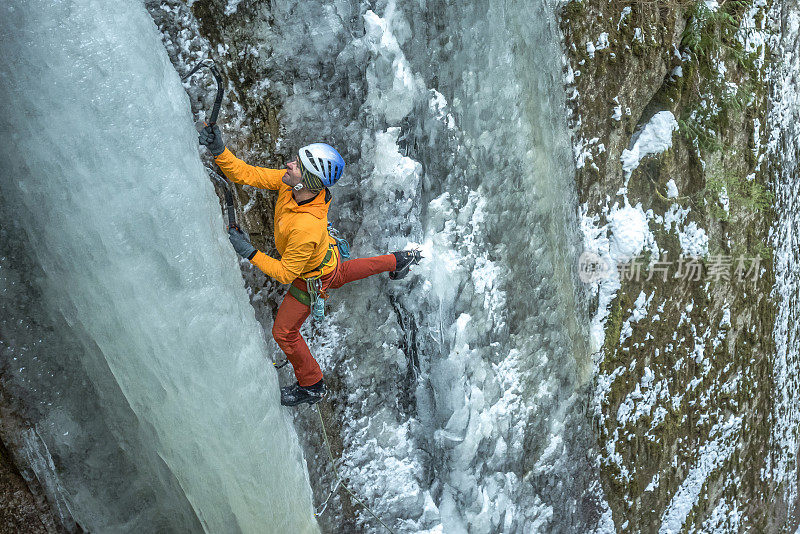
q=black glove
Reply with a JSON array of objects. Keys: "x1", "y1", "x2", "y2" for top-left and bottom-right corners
[
  {"x1": 199, "y1": 124, "x2": 225, "y2": 157},
  {"x1": 228, "y1": 227, "x2": 257, "y2": 260}
]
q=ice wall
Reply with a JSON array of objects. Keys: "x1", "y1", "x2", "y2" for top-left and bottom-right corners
[
  {"x1": 0, "y1": 0, "x2": 317, "y2": 532},
  {"x1": 768, "y1": 1, "x2": 800, "y2": 517},
  {"x1": 243, "y1": 0, "x2": 595, "y2": 531}
]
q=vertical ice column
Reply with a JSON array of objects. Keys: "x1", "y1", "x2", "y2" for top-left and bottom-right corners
[
  {"x1": 262, "y1": 0, "x2": 593, "y2": 530},
  {"x1": 768, "y1": 1, "x2": 800, "y2": 517},
  {"x1": 0, "y1": 0, "x2": 318, "y2": 532}
]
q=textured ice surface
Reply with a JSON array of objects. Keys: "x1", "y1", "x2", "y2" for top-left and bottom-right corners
[
  {"x1": 767, "y1": 1, "x2": 800, "y2": 516},
  {"x1": 243, "y1": 0, "x2": 596, "y2": 531},
  {"x1": 0, "y1": 0, "x2": 317, "y2": 532}
]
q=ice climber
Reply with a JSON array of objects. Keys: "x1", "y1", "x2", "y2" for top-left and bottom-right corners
[{"x1": 199, "y1": 125, "x2": 422, "y2": 406}]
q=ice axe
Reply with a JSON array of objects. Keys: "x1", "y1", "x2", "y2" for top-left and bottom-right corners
[
  {"x1": 182, "y1": 59, "x2": 238, "y2": 230},
  {"x1": 182, "y1": 59, "x2": 224, "y2": 126},
  {"x1": 183, "y1": 61, "x2": 288, "y2": 372}
]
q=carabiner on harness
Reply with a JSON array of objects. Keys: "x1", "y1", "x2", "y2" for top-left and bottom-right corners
[
  {"x1": 328, "y1": 222, "x2": 350, "y2": 260},
  {"x1": 286, "y1": 224, "x2": 349, "y2": 318},
  {"x1": 307, "y1": 276, "x2": 326, "y2": 320}
]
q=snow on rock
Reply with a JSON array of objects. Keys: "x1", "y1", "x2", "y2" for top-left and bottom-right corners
[
  {"x1": 596, "y1": 33, "x2": 610, "y2": 51},
  {"x1": 666, "y1": 179, "x2": 679, "y2": 199},
  {"x1": 587, "y1": 33, "x2": 610, "y2": 59},
  {"x1": 659, "y1": 416, "x2": 742, "y2": 533},
  {"x1": 701, "y1": 497, "x2": 742, "y2": 533},
  {"x1": 581, "y1": 199, "x2": 658, "y2": 353},
  {"x1": 678, "y1": 221, "x2": 709, "y2": 258},
  {"x1": 645, "y1": 473, "x2": 661, "y2": 493},
  {"x1": 616, "y1": 366, "x2": 670, "y2": 428},
  {"x1": 620, "y1": 111, "x2": 679, "y2": 181},
  {"x1": 767, "y1": 1, "x2": 800, "y2": 512},
  {"x1": 587, "y1": 41, "x2": 596, "y2": 59},
  {"x1": 619, "y1": 291, "x2": 653, "y2": 344},
  {"x1": 656, "y1": 202, "x2": 709, "y2": 258},
  {"x1": 609, "y1": 202, "x2": 650, "y2": 261},
  {"x1": 618, "y1": 7, "x2": 631, "y2": 30},
  {"x1": 718, "y1": 186, "x2": 730, "y2": 215}
]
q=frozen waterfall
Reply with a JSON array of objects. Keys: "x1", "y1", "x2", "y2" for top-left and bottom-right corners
[
  {"x1": 247, "y1": 0, "x2": 596, "y2": 531},
  {"x1": 769, "y1": 2, "x2": 800, "y2": 515},
  {"x1": 0, "y1": 0, "x2": 318, "y2": 532}
]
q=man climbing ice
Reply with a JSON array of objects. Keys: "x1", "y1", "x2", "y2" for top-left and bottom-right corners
[{"x1": 199, "y1": 125, "x2": 422, "y2": 406}]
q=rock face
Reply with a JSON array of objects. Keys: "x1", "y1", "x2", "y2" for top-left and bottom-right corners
[
  {"x1": 0, "y1": 437, "x2": 64, "y2": 534},
  {"x1": 562, "y1": 0, "x2": 799, "y2": 531}
]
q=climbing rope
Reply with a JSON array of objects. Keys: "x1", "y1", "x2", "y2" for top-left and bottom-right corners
[{"x1": 315, "y1": 405, "x2": 398, "y2": 534}]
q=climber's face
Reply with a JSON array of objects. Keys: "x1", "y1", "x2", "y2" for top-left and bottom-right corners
[{"x1": 283, "y1": 156, "x2": 303, "y2": 187}]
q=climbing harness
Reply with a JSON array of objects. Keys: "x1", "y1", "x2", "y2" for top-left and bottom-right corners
[
  {"x1": 315, "y1": 405, "x2": 397, "y2": 534},
  {"x1": 287, "y1": 262, "x2": 331, "y2": 320},
  {"x1": 277, "y1": 226, "x2": 346, "y2": 367},
  {"x1": 286, "y1": 244, "x2": 334, "y2": 309},
  {"x1": 327, "y1": 222, "x2": 350, "y2": 261},
  {"x1": 287, "y1": 222, "x2": 351, "y2": 319}
]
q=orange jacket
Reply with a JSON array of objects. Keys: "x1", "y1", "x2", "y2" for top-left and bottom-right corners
[{"x1": 215, "y1": 148, "x2": 338, "y2": 284}]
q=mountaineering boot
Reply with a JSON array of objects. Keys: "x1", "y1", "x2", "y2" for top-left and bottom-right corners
[
  {"x1": 389, "y1": 249, "x2": 423, "y2": 280},
  {"x1": 280, "y1": 379, "x2": 325, "y2": 406}
]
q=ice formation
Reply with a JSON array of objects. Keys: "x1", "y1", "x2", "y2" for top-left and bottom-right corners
[
  {"x1": 768, "y1": 1, "x2": 800, "y2": 515},
  {"x1": 0, "y1": 0, "x2": 318, "y2": 532},
  {"x1": 238, "y1": 0, "x2": 594, "y2": 531},
  {"x1": 3, "y1": 0, "x2": 797, "y2": 531}
]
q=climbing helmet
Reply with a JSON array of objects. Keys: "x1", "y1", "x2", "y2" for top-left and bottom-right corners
[{"x1": 297, "y1": 143, "x2": 345, "y2": 191}]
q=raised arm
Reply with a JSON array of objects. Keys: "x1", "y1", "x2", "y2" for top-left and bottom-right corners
[
  {"x1": 215, "y1": 148, "x2": 286, "y2": 190},
  {"x1": 199, "y1": 124, "x2": 285, "y2": 190}
]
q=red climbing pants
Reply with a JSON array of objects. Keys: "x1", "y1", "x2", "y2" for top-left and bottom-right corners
[{"x1": 272, "y1": 253, "x2": 397, "y2": 386}]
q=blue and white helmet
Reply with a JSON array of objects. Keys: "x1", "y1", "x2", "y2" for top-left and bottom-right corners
[{"x1": 298, "y1": 143, "x2": 345, "y2": 191}]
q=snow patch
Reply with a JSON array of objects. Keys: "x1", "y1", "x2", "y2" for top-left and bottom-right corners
[
  {"x1": 678, "y1": 221, "x2": 709, "y2": 258},
  {"x1": 666, "y1": 179, "x2": 679, "y2": 199},
  {"x1": 620, "y1": 111, "x2": 679, "y2": 181}
]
